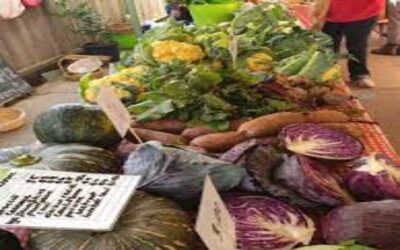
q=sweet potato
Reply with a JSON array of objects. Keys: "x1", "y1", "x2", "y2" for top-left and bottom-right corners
[
  {"x1": 181, "y1": 127, "x2": 214, "y2": 141},
  {"x1": 322, "y1": 123, "x2": 365, "y2": 138},
  {"x1": 239, "y1": 112, "x2": 307, "y2": 138},
  {"x1": 131, "y1": 119, "x2": 186, "y2": 134},
  {"x1": 128, "y1": 128, "x2": 188, "y2": 145},
  {"x1": 190, "y1": 131, "x2": 247, "y2": 153},
  {"x1": 304, "y1": 110, "x2": 350, "y2": 123},
  {"x1": 229, "y1": 118, "x2": 250, "y2": 131}
]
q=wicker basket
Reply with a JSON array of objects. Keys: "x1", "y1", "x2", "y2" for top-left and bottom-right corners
[
  {"x1": 0, "y1": 108, "x2": 27, "y2": 133},
  {"x1": 58, "y1": 55, "x2": 111, "y2": 81}
]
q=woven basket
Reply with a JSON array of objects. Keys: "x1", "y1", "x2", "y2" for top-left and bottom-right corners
[
  {"x1": 58, "y1": 55, "x2": 111, "y2": 81},
  {"x1": 0, "y1": 108, "x2": 27, "y2": 133}
]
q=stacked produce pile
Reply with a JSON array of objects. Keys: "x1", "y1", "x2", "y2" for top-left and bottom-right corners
[{"x1": 1, "y1": 3, "x2": 399, "y2": 250}]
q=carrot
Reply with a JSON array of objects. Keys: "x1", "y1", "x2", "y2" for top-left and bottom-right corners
[
  {"x1": 190, "y1": 131, "x2": 247, "y2": 153},
  {"x1": 131, "y1": 119, "x2": 186, "y2": 134},
  {"x1": 128, "y1": 128, "x2": 188, "y2": 145},
  {"x1": 181, "y1": 127, "x2": 214, "y2": 141},
  {"x1": 239, "y1": 112, "x2": 306, "y2": 138}
]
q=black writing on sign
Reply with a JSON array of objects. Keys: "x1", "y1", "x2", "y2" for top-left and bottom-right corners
[
  {"x1": 0, "y1": 58, "x2": 32, "y2": 106},
  {"x1": 0, "y1": 169, "x2": 140, "y2": 231}
]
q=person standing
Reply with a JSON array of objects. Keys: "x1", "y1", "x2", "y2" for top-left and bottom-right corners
[
  {"x1": 312, "y1": 0, "x2": 385, "y2": 88},
  {"x1": 372, "y1": 0, "x2": 400, "y2": 55}
]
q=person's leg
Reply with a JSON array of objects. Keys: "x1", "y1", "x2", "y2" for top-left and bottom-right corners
[
  {"x1": 343, "y1": 16, "x2": 378, "y2": 86},
  {"x1": 322, "y1": 21, "x2": 343, "y2": 53},
  {"x1": 387, "y1": 2, "x2": 400, "y2": 46},
  {"x1": 372, "y1": 2, "x2": 400, "y2": 55}
]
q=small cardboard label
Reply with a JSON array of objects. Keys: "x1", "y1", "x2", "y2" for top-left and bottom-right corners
[
  {"x1": 195, "y1": 176, "x2": 237, "y2": 250},
  {"x1": 0, "y1": 169, "x2": 140, "y2": 231},
  {"x1": 96, "y1": 86, "x2": 131, "y2": 137}
]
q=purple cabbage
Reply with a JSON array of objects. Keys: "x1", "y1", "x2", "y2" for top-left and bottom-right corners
[
  {"x1": 225, "y1": 196, "x2": 315, "y2": 250},
  {"x1": 280, "y1": 123, "x2": 364, "y2": 160},
  {"x1": 275, "y1": 155, "x2": 354, "y2": 207},
  {"x1": 347, "y1": 154, "x2": 400, "y2": 201},
  {"x1": 321, "y1": 200, "x2": 400, "y2": 250}
]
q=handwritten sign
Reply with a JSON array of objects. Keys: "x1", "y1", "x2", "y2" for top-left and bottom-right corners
[
  {"x1": 0, "y1": 58, "x2": 32, "y2": 106},
  {"x1": 195, "y1": 176, "x2": 237, "y2": 250},
  {"x1": 0, "y1": 168, "x2": 140, "y2": 231},
  {"x1": 96, "y1": 86, "x2": 132, "y2": 137}
]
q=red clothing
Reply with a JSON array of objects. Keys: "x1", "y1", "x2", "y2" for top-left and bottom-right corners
[{"x1": 326, "y1": 0, "x2": 385, "y2": 23}]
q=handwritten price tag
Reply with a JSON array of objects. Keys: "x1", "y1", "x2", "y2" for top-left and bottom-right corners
[
  {"x1": 0, "y1": 169, "x2": 140, "y2": 231},
  {"x1": 195, "y1": 176, "x2": 237, "y2": 250},
  {"x1": 96, "y1": 86, "x2": 131, "y2": 138}
]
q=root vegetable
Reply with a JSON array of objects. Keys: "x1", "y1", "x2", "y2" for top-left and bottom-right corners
[
  {"x1": 181, "y1": 127, "x2": 214, "y2": 141},
  {"x1": 128, "y1": 128, "x2": 188, "y2": 145},
  {"x1": 229, "y1": 119, "x2": 250, "y2": 131},
  {"x1": 131, "y1": 119, "x2": 186, "y2": 134},
  {"x1": 190, "y1": 131, "x2": 247, "y2": 152},
  {"x1": 239, "y1": 110, "x2": 351, "y2": 138},
  {"x1": 305, "y1": 110, "x2": 350, "y2": 123},
  {"x1": 239, "y1": 112, "x2": 307, "y2": 138}
]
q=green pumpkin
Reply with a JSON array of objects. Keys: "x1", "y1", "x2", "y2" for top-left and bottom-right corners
[
  {"x1": 29, "y1": 192, "x2": 198, "y2": 250},
  {"x1": 0, "y1": 144, "x2": 120, "y2": 173},
  {"x1": 0, "y1": 230, "x2": 23, "y2": 250},
  {"x1": 33, "y1": 103, "x2": 122, "y2": 148}
]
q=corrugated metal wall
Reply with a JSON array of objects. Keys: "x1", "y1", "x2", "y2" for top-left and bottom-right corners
[{"x1": 0, "y1": 0, "x2": 166, "y2": 75}]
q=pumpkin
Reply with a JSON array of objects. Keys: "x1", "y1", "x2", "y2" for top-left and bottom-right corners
[
  {"x1": 33, "y1": 104, "x2": 122, "y2": 148},
  {"x1": 0, "y1": 230, "x2": 23, "y2": 250},
  {"x1": 29, "y1": 192, "x2": 198, "y2": 250},
  {"x1": 123, "y1": 142, "x2": 246, "y2": 203},
  {"x1": 0, "y1": 144, "x2": 119, "y2": 173}
]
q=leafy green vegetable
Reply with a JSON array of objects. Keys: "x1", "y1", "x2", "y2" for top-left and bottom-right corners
[{"x1": 294, "y1": 240, "x2": 379, "y2": 250}]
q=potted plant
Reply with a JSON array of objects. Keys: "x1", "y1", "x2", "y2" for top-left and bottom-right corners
[
  {"x1": 54, "y1": 0, "x2": 120, "y2": 62},
  {"x1": 167, "y1": 0, "x2": 242, "y2": 26}
]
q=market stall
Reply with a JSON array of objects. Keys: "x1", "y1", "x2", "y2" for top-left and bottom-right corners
[{"x1": 0, "y1": 2, "x2": 399, "y2": 250}]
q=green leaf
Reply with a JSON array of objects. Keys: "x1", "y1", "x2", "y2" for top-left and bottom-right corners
[
  {"x1": 136, "y1": 100, "x2": 176, "y2": 122},
  {"x1": 78, "y1": 73, "x2": 92, "y2": 100}
]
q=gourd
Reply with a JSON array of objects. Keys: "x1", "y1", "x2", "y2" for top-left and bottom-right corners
[
  {"x1": 29, "y1": 192, "x2": 198, "y2": 250},
  {"x1": 0, "y1": 144, "x2": 119, "y2": 173},
  {"x1": 33, "y1": 104, "x2": 122, "y2": 148},
  {"x1": 0, "y1": 230, "x2": 23, "y2": 250}
]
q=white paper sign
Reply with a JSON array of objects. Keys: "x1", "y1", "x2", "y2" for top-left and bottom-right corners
[
  {"x1": 195, "y1": 176, "x2": 237, "y2": 250},
  {"x1": 0, "y1": 168, "x2": 140, "y2": 231},
  {"x1": 96, "y1": 86, "x2": 132, "y2": 137}
]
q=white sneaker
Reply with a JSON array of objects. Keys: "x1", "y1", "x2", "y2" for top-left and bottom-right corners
[{"x1": 354, "y1": 75, "x2": 376, "y2": 88}]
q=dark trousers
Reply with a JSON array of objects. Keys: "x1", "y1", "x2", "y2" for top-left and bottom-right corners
[{"x1": 322, "y1": 16, "x2": 378, "y2": 80}]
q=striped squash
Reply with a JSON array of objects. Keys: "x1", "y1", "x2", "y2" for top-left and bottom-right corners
[
  {"x1": 0, "y1": 144, "x2": 120, "y2": 173},
  {"x1": 29, "y1": 192, "x2": 198, "y2": 250}
]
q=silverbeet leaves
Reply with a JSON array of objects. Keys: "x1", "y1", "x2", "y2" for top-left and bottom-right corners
[{"x1": 129, "y1": 61, "x2": 297, "y2": 131}]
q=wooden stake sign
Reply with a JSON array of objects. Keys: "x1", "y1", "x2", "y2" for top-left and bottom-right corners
[
  {"x1": 96, "y1": 86, "x2": 142, "y2": 143},
  {"x1": 195, "y1": 176, "x2": 237, "y2": 250},
  {"x1": 0, "y1": 169, "x2": 140, "y2": 231}
]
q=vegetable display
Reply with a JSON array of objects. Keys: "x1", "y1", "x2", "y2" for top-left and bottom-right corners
[
  {"x1": 2, "y1": 3, "x2": 398, "y2": 250},
  {"x1": 347, "y1": 154, "x2": 400, "y2": 201},
  {"x1": 224, "y1": 196, "x2": 315, "y2": 250},
  {"x1": 85, "y1": 3, "x2": 344, "y2": 131},
  {"x1": 0, "y1": 144, "x2": 120, "y2": 173},
  {"x1": 29, "y1": 192, "x2": 198, "y2": 250},
  {"x1": 33, "y1": 104, "x2": 122, "y2": 148},
  {"x1": 123, "y1": 142, "x2": 245, "y2": 203}
]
